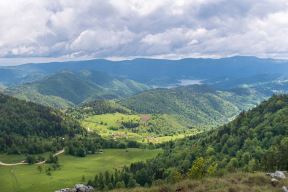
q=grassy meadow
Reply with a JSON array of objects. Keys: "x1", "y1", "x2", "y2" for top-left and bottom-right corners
[
  {"x1": 81, "y1": 112, "x2": 199, "y2": 143},
  {"x1": 0, "y1": 148, "x2": 161, "y2": 192}
]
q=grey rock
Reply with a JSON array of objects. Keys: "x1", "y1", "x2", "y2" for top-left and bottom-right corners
[
  {"x1": 271, "y1": 178, "x2": 279, "y2": 187},
  {"x1": 56, "y1": 184, "x2": 94, "y2": 192},
  {"x1": 75, "y1": 184, "x2": 94, "y2": 192},
  {"x1": 55, "y1": 188, "x2": 71, "y2": 192},
  {"x1": 282, "y1": 186, "x2": 288, "y2": 192},
  {"x1": 267, "y1": 171, "x2": 286, "y2": 179},
  {"x1": 275, "y1": 171, "x2": 286, "y2": 179}
]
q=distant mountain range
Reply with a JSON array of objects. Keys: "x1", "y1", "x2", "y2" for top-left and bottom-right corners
[{"x1": 1, "y1": 56, "x2": 288, "y2": 87}]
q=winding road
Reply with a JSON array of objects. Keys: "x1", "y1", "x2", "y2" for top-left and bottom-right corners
[{"x1": 0, "y1": 149, "x2": 65, "y2": 166}]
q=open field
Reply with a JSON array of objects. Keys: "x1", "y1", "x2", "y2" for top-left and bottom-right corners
[
  {"x1": 0, "y1": 148, "x2": 161, "y2": 192},
  {"x1": 81, "y1": 113, "x2": 200, "y2": 143},
  {"x1": 81, "y1": 113, "x2": 142, "y2": 141}
]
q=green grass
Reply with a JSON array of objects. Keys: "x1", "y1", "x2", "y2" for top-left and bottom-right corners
[
  {"x1": 82, "y1": 112, "x2": 140, "y2": 134},
  {"x1": 143, "y1": 133, "x2": 197, "y2": 143},
  {"x1": 0, "y1": 148, "x2": 161, "y2": 192},
  {"x1": 81, "y1": 113, "x2": 199, "y2": 143},
  {"x1": 81, "y1": 113, "x2": 143, "y2": 141}
]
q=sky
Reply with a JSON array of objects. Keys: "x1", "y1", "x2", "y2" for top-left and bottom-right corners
[{"x1": 0, "y1": 0, "x2": 288, "y2": 65}]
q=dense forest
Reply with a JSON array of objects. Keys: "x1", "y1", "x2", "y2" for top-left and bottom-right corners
[
  {"x1": 0, "y1": 94, "x2": 139, "y2": 156},
  {"x1": 0, "y1": 94, "x2": 84, "y2": 154},
  {"x1": 90, "y1": 95, "x2": 288, "y2": 190},
  {"x1": 0, "y1": 94, "x2": 82, "y2": 137}
]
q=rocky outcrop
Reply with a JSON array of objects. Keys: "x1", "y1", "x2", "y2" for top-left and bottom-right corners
[
  {"x1": 271, "y1": 178, "x2": 279, "y2": 187},
  {"x1": 267, "y1": 171, "x2": 288, "y2": 192},
  {"x1": 55, "y1": 184, "x2": 94, "y2": 192},
  {"x1": 267, "y1": 171, "x2": 286, "y2": 180}
]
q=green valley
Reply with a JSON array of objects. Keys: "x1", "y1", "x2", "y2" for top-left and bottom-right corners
[
  {"x1": 65, "y1": 84, "x2": 271, "y2": 145},
  {"x1": 0, "y1": 148, "x2": 160, "y2": 192}
]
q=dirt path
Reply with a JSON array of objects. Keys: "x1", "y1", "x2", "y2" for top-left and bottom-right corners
[
  {"x1": 53, "y1": 149, "x2": 65, "y2": 157},
  {"x1": 0, "y1": 161, "x2": 28, "y2": 166},
  {"x1": 0, "y1": 149, "x2": 65, "y2": 166}
]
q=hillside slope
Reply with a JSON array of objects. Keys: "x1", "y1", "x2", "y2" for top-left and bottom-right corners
[
  {"x1": 120, "y1": 84, "x2": 265, "y2": 128},
  {"x1": 0, "y1": 94, "x2": 83, "y2": 154},
  {"x1": 6, "y1": 70, "x2": 149, "y2": 108}
]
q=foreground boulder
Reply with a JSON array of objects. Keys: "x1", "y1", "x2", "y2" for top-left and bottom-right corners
[
  {"x1": 283, "y1": 186, "x2": 288, "y2": 192},
  {"x1": 55, "y1": 184, "x2": 94, "y2": 192},
  {"x1": 267, "y1": 171, "x2": 286, "y2": 179},
  {"x1": 75, "y1": 184, "x2": 94, "y2": 192},
  {"x1": 271, "y1": 178, "x2": 280, "y2": 187}
]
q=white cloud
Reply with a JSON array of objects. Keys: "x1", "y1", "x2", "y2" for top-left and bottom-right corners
[
  {"x1": 140, "y1": 28, "x2": 208, "y2": 55},
  {"x1": 0, "y1": 0, "x2": 288, "y2": 59},
  {"x1": 70, "y1": 29, "x2": 135, "y2": 54}
]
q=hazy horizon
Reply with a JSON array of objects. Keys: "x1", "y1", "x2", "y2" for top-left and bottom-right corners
[{"x1": 1, "y1": 55, "x2": 288, "y2": 67}]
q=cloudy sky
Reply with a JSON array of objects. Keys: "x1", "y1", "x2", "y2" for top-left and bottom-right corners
[{"x1": 0, "y1": 0, "x2": 288, "y2": 64}]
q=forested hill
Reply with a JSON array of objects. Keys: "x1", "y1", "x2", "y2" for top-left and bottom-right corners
[
  {"x1": 90, "y1": 95, "x2": 288, "y2": 190},
  {"x1": 0, "y1": 94, "x2": 83, "y2": 153},
  {"x1": 192, "y1": 94, "x2": 288, "y2": 170},
  {"x1": 120, "y1": 84, "x2": 264, "y2": 128},
  {"x1": 5, "y1": 70, "x2": 149, "y2": 108}
]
